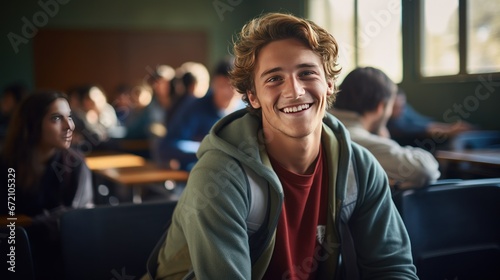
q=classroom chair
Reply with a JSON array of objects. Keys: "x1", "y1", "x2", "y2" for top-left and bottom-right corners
[
  {"x1": 393, "y1": 178, "x2": 500, "y2": 280},
  {"x1": 60, "y1": 200, "x2": 177, "y2": 280}
]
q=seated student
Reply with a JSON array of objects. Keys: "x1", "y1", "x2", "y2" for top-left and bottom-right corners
[
  {"x1": 70, "y1": 84, "x2": 119, "y2": 150},
  {"x1": 145, "y1": 13, "x2": 417, "y2": 280},
  {"x1": 147, "y1": 65, "x2": 177, "y2": 163},
  {"x1": 0, "y1": 90, "x2": 94, "y2": 280},
  {"x1": 387, "y1": 87, "x2": 474, "y2": 149},
  {"x1": 331, "y1": 67, "x2": 441, "y2": 188},
  {"x1": 111, "y1": 83, "x2": 133, "y2": 125},
  {"x1": 121, "y1": 84, "x2": 154, "y2": 140},
  {"x1": 148, "y1": 65, "x2": 176, "y2": 127},
  {"x1": 165, "y1": 71, "x2": 198, "y2": 127},
  {"x1": 158, "y1": 58, "x2": 243, "y2": 171}
]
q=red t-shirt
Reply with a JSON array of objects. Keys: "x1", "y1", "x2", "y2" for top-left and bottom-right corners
[{"x1": 263, "y1": 147, "x2": 328, "y2": 280}]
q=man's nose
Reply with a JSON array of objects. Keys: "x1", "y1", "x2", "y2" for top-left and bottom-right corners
[{"x1": 283, "y1": 76, "x2": 305, "y2": 99}]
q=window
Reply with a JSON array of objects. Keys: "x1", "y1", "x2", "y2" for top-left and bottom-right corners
[
  {"x1": 421, "y1": 0, "x2": 459, "y2": 76},
  {"x1": 467, "y1": 0, "x2": 500, "y2": 74},
  {"x1": 421, "y1": 0, "x2": 500, "y2": 77},
  {"x1": 307, "y1": 0, "x2": 402, "y2": 83}
]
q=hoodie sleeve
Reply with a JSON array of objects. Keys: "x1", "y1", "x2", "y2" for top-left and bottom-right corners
[
  {"x1": 165, "y1": 154, "x2": 253, "y2": 279},
  {"x1": 348, "y1": 148, "x2": 419, "y2": 280}
]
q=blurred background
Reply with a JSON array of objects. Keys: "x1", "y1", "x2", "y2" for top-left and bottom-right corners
[{"x1": 1, "y1": 0, "x2": 499, "y2": 130}]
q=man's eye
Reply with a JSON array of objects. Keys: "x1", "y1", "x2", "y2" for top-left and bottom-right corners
[
  {"x1": 266, "y1": 76, "x2": 281, "y2": 83},
  {"x1": 300, "y1": 70, "x2": 315, "y2": 77}
]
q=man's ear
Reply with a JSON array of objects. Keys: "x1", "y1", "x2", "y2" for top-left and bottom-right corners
[
  {"x1": 326, "y1": 80, "x2": 335, "y2": 96},
  {"x1": 247, "y1": 90, "x2": 261, "y2": 109},
  {"x1": 376, "y1": 101, "x2": 386, "y2": 115}
]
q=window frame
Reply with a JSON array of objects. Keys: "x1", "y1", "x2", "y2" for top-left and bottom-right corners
[{"x1": 415, "y1": 0, "x2": 500, "y2": 83}]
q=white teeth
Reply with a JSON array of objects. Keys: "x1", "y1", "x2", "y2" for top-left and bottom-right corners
[{"x1": 283, "y1": 104, "x2": 310, "y2": 113}]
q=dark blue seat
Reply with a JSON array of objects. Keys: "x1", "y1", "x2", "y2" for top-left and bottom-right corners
[
  {"x1": 60, "y1": 200, "x2": 177, "y2": 280},
  {"x1": 393, "y1": 178, "x2": 500, "y2": 280}
]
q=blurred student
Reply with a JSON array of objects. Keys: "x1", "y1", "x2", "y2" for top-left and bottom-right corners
[
  {"x1": 0, "y1": 90, "x2": 94, "y2": 280},
  {"x1": 331, "y1": 67, "x2": 441, "y2": 188},
  {"x1": 146, "y1": 65, "x2": 176, "y2": 162},
  {"x1": 123, "y1": 84, "x2": 154, "y2": 140},
  {"x1": 148, "y1": 65, "x2": 176, "y2": 127},
  {"x1": 176, "y1": 61, "x2": 211, "y2": 99},
  {"x1": 387, "y1": 87, "x2": 474, "y2": 149},
  {"x1": 158, "y1": 58, "x2": 243, "y2": 171},
  {"x1": 166, "y1": 71, "x2": 198, "y2": 127},
  {"x1": 70, "y1": 84, "x2": 119, "y2": 149},
  {"x1": 112, "y1": 84, "x2": 134, "y2": 124}
]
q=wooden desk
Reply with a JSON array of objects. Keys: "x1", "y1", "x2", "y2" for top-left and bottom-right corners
[
  {"x1": 117, "y1": 139, "x2": 150, "y2": 152},
  {"x1": 436, "y1": 149, "x2": 500, "y2": 178},
  {"x1": 436, "y1": 150, "x2": 500, "y2": 167},
  {"x1": 94, "y1": 164, "x2": 189, "y2": 203},
  {"x1": 85, "y1": 153, "x2": 146, "y2": 170}
]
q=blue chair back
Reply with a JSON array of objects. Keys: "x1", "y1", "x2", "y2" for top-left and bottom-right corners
[
  {"x1": 60, "y1": 200, "x2": 177, "y2": 280},
  {"x1": 393, "y1": 178, "x2": 500, "y2": 280}
]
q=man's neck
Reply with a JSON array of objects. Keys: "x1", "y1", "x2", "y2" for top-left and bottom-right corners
[
  {"x1": 264, "y1": 126, "x2": 322, "y2": 175},
  {"x1": 360, "y1": 111, "x2": 381, "y2": 134}
]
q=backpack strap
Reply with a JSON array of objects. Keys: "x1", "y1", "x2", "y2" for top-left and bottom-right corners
[
  {"x1": 341, "y1": 159, "x2": 358, "y2": 222},
  {"x1": 337, "y1": 157, "x2": 360, "y2": 280},
  {"x1": 242, "y1": 164, "x2": 273, "y2": 269},
  {"x1": 242, "y1": 164, "x2": 269, "y2": 236}
]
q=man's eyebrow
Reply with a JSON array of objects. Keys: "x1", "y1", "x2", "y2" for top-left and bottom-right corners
[
  {"x1": 259, "y1": 63, "x2": 320, "y2": 79},
  {"x1": 260, "y1": 67, "x2": 282, "y2": 79},
  {"x1": 297, "y1": 63, "x2": 319, "y2": 69}
]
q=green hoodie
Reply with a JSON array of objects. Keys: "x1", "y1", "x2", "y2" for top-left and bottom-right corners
[{"x1": 151, "y1": 109, "x2": 418, "y2": 280}]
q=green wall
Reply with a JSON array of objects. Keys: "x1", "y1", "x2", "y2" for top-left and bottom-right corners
[{"x1": 1, "y1": 0, "x2": 304, "y2": 90}]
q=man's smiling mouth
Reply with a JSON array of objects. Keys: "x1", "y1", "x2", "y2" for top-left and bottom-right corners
[{"x1": 280, "y1": 103, "x2": 312, "y2": 113}]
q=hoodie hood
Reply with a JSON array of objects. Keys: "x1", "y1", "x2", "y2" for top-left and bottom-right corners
[
  {"x1": 198, "y1": 109, "x2": 352, "y2": 161},
  {"x1": 197, "y1": 108, "x2": 356, "y2": 202},
  {"x1": 197, "y1": 109, "x2": 263, "y2": 165}
]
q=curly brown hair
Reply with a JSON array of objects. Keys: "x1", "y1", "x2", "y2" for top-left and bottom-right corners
[{"x1": 230, "y1": 12, "x2": 342, "y2": 117}]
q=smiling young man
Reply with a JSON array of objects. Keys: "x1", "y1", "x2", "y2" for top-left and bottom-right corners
[{"x1": 149, "y1": 13, "x2": 418, "y2": 280}]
